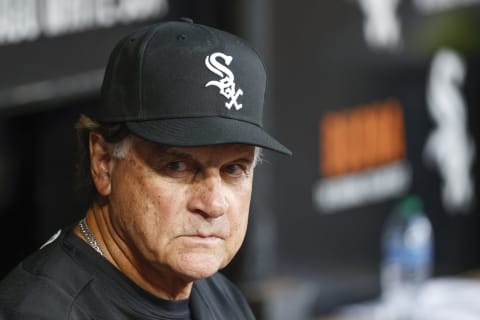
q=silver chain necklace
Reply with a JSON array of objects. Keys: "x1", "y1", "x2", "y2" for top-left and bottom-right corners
[{"x1": 78, "y1": 218, "x2": 105, "y2": 257}]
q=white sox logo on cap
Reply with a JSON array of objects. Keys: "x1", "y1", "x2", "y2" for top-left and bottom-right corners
[{"x1": 205, "y1": 52, "x2": 244, "y2": 110}]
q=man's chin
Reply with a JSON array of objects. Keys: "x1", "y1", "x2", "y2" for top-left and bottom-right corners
[{"x1": 174, "y1": 253, "x2": 226, "y2": 280}]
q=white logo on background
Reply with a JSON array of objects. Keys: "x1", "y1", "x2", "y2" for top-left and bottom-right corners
[
  {"x1": 357, "y1": 0, "x2": 401, "y2": 50},
  {"x1": 424, "y1": 49, "x2": 475, "y2": 214},
  {"x1": 205, "y1": 52, "x2": 244, "y2": 110}
]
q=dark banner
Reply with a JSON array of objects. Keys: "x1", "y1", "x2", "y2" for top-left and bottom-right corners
[{"x1": 0, "y1": 0, "x2": 173, "y2": 113}]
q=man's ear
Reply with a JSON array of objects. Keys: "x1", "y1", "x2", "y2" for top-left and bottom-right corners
[{"x1": 89, "y1": 132, "x2": 113, "y2": 196}]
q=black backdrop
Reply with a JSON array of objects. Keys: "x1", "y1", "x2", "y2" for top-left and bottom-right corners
[
  {"x1": 1, "y1": 1, "x2": 480, "y2": 317},
  {"x1": 271, "y1": 1, "x2": 480, "y2": 307}
]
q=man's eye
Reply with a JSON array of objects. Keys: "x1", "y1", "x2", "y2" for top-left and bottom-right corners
[
  {"x1": 224, "y1": 164, "x2": 247, "y2": 177},
  {"x1": 166, "y1": 161, "x2": 187, "y2": 172}
]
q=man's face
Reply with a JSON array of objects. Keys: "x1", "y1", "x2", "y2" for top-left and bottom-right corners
[{"x1": 106, "y1": 137, "x2": 255, "y2": 282}]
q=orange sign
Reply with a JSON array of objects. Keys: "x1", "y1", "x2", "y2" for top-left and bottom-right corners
[{"x1": 320, "y1": 98, "x2": 406, "y2": 178}]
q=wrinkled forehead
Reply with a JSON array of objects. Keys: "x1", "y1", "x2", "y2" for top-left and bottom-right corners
[{"x1": 130, "y1": 135, "x2": 257, "y2": 163}]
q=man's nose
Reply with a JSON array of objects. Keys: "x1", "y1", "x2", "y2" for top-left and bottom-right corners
[{"x1": 188, "y1": 173, "x2": 229, "y2": 218}]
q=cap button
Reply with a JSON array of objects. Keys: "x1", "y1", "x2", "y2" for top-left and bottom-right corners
[{"x1": 179, "y1": 17, "x2": 194, "y2": 24}]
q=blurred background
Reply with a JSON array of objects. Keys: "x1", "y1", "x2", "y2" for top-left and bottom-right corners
[{"x1": 1, "y1": 1, "x2": 480, "y2": 319}]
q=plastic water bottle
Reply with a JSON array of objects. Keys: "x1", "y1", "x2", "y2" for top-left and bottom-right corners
[{"x1": 380, "y1": 195, "x2": 433, "y2": 320}]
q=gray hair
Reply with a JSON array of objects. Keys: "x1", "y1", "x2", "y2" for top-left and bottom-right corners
[
  {"x1": 75, "y1": 114, "x2": 131, "y2": 202},
  {"x1": 76, "y1": 114, "x2": 131, "y2": 157}
]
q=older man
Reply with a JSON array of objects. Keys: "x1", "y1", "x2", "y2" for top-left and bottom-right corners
[{"x1": 0, "y1": 19, "x2": 290, "y2": 319}]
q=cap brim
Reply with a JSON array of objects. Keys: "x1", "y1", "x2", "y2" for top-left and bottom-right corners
[{"x1": 125, "y1": 117, "x2": 292, "y2": 155}]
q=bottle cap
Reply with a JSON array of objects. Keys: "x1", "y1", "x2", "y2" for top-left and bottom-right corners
[{"x1": 398, "y1": 195, "x2": 423, "y2": 218}]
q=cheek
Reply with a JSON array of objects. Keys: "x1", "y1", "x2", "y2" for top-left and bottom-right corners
[
  {"x1": 109, "y1": 160, "x2": 181, "y2": 247},
  {"x1": 225, "y1": 187, "x2": 252, "y2": 255}
]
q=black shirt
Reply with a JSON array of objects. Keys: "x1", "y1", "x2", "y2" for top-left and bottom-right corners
[{"x1": 0, "y1": 229, "x2": 255, "y2": 320}]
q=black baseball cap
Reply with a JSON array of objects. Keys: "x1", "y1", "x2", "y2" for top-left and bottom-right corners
[{"x1": 96, "y1": 19, "x2": 291, "y2": 155}]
